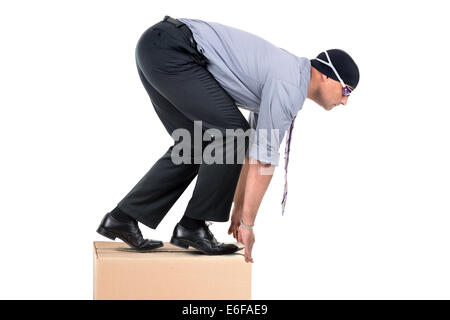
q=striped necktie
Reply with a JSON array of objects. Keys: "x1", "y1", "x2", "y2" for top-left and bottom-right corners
[{"x1": 281, "y1": 115, "x2": 297, "y2": 215}]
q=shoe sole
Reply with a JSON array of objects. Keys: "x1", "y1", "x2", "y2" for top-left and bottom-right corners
[
  {"x1": 170, "y1": 237, "x2": 240, "y2": 255},
  {"x1": 97, "y1": 226, "x2": 164, "y2": 252}
]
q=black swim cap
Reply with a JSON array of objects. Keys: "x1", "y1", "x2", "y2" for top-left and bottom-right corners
[{"x1": 310, "y1": 49, "x2": 360, "y2": 89}]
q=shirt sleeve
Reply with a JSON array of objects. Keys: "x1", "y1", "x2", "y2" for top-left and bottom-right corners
[{"x1": 248, "y1": 78, "x2": 298, "y2": 166}]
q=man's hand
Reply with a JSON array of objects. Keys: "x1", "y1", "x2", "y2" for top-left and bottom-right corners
[
  {"x1": 228, "y1": 206, "x2": 242, "y2": 240},
  {"x1": 230, "y1": 157, "x2": 273, "y2": 264},
  {"x1": 237, "y1": 225, "x2": 255, "y2": 263}
]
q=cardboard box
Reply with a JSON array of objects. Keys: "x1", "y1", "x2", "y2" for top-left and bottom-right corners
[{"x1": 93, "y1": 241, "x2": 252, "y2": 300}]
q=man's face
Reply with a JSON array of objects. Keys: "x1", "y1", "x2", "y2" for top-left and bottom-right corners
[{"x1": 317, "y1": 77, "x2": 353, "y2": 111}]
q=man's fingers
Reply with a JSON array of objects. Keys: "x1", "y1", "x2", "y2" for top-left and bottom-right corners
[
  {"x1": 244, "y1": 240, "x2": 254, "y2": 263},
  {"x1": 246, "y1": 246, "x2": 252, "y2": 260},
  {"x1": 228, "y1": 222, "x2": 238, "y2": 235},
  {"x1": 228, "y1": 222, "x2": 235, "y2": 234},
  {"x1": 245, "y1": 248, "x2": 253, "y2": 263}
]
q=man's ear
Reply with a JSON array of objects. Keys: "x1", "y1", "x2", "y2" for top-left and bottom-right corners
[{"x1": 319, "y1": 73, "x2": 328, "y2": 83}]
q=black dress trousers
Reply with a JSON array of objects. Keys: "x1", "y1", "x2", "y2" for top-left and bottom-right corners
[{"x1": 116, "y1": 16, "x2": 251, "y2": 229}]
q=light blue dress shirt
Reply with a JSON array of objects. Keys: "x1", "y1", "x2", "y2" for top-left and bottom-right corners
[{"x1": 178, "y1": 17, "x2": 311, "y2": 166}]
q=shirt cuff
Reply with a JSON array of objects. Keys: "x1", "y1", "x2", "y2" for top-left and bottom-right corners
[{"x1": 247, "y1": 141, "x2": 280, "y2": 166}]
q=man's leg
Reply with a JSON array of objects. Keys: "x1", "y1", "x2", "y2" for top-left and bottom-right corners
[
  {"x1": 115, "y1": 66, "x2": 202, "y2": 229},
  {"x1": 136, "y1": 20, "x2": 251, "y2": 223}
]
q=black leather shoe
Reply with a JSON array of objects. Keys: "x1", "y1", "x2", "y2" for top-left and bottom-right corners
[
  {"x1": 170, "y1": 222, "x2": 241, "y2": 255},
  {"x1": 96, "y1": 213, "x2": 163, "y2": 251}
]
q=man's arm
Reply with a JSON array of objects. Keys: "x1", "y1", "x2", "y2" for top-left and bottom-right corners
[
  {"x1": 228, "y1": 155, "x2": 273, "y2": 236},
  {"x1": 232, "y1": 156, "x2": 250, "y2": 210},
  {"x1": 233, "y1": 111, "x2": 257, "y2": 210},
  {"x1": 241, "y1": 157, "x2": 274, "y2": 225},
  {"x1": 235, "y1": 156, "x2": 273, "y2": 263}
]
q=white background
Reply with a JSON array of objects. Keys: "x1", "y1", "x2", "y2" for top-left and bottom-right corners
[{"x1": 1, "y1": 0, "x2": 449, "y2": 299}]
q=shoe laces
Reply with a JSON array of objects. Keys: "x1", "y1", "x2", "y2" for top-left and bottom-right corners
[
  {"x1": 131, "y1": 220, "x2": 144, "y2": 239},
  {"x1": 204, "y1": 221, "x2": 217, "y2": 241}
]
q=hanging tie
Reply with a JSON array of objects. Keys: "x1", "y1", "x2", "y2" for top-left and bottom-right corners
[{"x1": 281, "y1": 115, "x2": 297, "y2": 215}]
